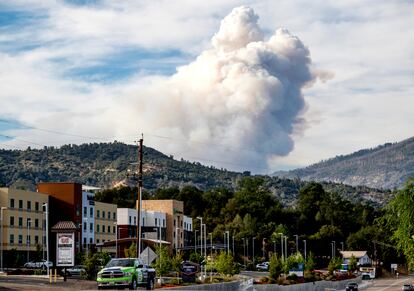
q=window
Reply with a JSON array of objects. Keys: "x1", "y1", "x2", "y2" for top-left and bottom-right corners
[
  {"x1": 102, "y1": 211, "x2": 105, "y2": 219},
  {"x1": 83, "y1": 237, "x2": 86, "y2": 244},
  {"x1": 90, "y1": 208, "x2": 93, "y2": 218},
  {"x1": 26, "y1": 235, "x2": 31, "y2": 245},
  {"x1": 10, "y1": 234, "x2": 14, "y2": 244},
  {"x1": 26, "y1": 218, "x2": 31, "y2": 227},
  {"x1": 18, "y1": 217, "x2": 22, "y2": 227},
  {"x1": 9, "y1": 216, "x2": 14, "y2": 226},
  {"x1": 113, "y1": 212, "x2": 116, "y2": 220},
  {"x1": 18, "y1": 200, "x2": 23, "y2": 209},
  {"x1": 129, "y1": 216, "x2": 132, "y2": 224},
  {"x1": 35, "y1": 236, "x2": 39, "y2": 244},
  {"x1": 84, "y1": 207, "x2": 87, "y2": 216},
  {"x1": 107, "y1": 225, "x2": 110, "y2": 233},
  {"x1": 35, "y1": 202, "x2": 39, "y2": 211},
  {"x1": 174, "y1": 219, "x2": 176, "y2": 227},
  {"x1": 83, "y1": 222, "x2": 87, "y2": 231},
  {"x1": 18, "y1": 235, "x2": 22, "y2": 244},
  {"x1": 27, "y1": 201, "x2": 31, "y2": 210},
  {"x1": 134, "y1": 216, "x2": 136, "y2": 225},
  {"x1": 102, "y1": 239, "x2": 105, "y2": 243},
  {"x1": 76, "y1": 204, "x2": 80, "y2": 216},
  {"x1": 142, "y1": 218, "x2": 145, "y2": 226},
  {"x1": 90, "y1": 223, "x2": 93, "y2": 233},
  {"x1": 35, "y1": 219, "x2": 39, "y2": 228},
  {"x1": 97, "y1": 224, "x2": 100, "y2": 232},
  {"x1": 10, "y1": 198, "x2": 14, "y2": 208},
  {"x1": 97, "y1": 210, "x2": 100, "y2": 218},
  {"x1": 89, "y1": 238, "x2": 92, "y2": 244},
  {"x1": 113, "y1": 226, "x2": 116, "y2": 234},
  {"x1": 97, "y1": 239, "x2": 100, "y2": 243},
  {"x1": 102, "y1": 225, "x2": 105, "y2": 233},
  {"x1": 163, "y1": 219, "x2": 165, "y2": 227},
  {"x1": 155, "y1": 218, "x2": 158, "y2": 226}
]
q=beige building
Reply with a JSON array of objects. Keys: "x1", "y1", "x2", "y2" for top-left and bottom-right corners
[
  {"x1": 0, "y1": 188, "x2": 49, "y2": 258},
  {"x1": 94, "y1": 201, "x2": 117, "y2": 247},
  {"x1": 140, "y1": 200, "x2": 185, "y2": 252}
]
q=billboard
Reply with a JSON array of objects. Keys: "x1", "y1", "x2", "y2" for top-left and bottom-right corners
[{"x1": 56, "y1": 233, "x2": 75, "y2": 267}]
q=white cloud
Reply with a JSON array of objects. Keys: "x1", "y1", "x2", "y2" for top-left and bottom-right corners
[{"x1": 0, "y1": 0, "x2": 413, "y2": 173}]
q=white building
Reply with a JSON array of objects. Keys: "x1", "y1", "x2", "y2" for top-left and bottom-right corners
[{"x1": 340, "y1": 251, "x2": 372, "y2": 266}]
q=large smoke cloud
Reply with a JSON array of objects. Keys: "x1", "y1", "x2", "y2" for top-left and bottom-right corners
[{"x1": 118, "y1": 6, "x2": 317, "y2": 171}]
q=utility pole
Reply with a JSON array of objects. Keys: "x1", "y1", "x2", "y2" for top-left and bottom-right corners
[{"x1": 136, "y1": 136, "x2": 144, "y2": 258}]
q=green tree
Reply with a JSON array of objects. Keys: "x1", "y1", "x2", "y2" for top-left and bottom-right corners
[
  {"x1": 305, "y1": 252, "x2": 315, "y2": 271},
  {"x1": 328, "y1": 257, "x2": 342, "y2": 275},
  {"x1": 154, "y1": 245, "x2": 171, "y2": 277},
  {"x1": 348, "y1": 255, "x2": 358, "y2": 272},
  {"x1": 215, "y1": 252, "x2": 235, "y2": 276},
  {"x1": 124, "y1": 242, "x2": 137, "y2": 258},
  {"x1": 383, "y1": 178, "x2": 414, "y2": 270},
  {"x1": 171, "y1": 252, "x2": 183, "y2": 274},
  {"x1": 269, "y1": 253, "x2": 283, "y2": 280}
]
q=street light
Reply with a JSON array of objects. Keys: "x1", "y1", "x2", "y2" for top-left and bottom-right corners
[
  {"x1": 194, "y1": 230, "x2": 198, "y2": 254},
  {"x1": 252, "y1": 237, "x2": 255, "y2": 267},
  {"x1": 284, "y1": 236, "x2": 287, "y2": 259},
  {"x1": 1, "y1": 207, "x2": 6, "y2": 271},
  {"x1": 196, "y1": 217, "x2": 204, "y2": 279},
  {"x1": 225, "y1": 231, "x2": 230, "y2": 254},
  {"x1": 262, "y1": 238, "x2": 266, "y2": 259},
  {"x1": 332, "y1": 241, "x2": 336, "y2": 258},
  {"x1": 42, "y1": 203, "x2": 49, "y2": 276},
  {"x1": 294, "y1": 235, "x2": 299, "y2": 253},
  {"x1": 209, "y1": 233, "x2": 213, "y2": 281},
  {"x1": 278, "y1": 233, "x2": 284, "y2": 260},
  {"x1": 27, "y1": 219, "x2": 31, "y2": 263},
  {"x1": 242, "y1": 238, "x2": 246, "y2": 267},
  {"x1": 303, "y1": 240, "x2": 307, "y2": 261},
  {"x1": 114, "y1": 222, "x2": 118, "y2": 258}
]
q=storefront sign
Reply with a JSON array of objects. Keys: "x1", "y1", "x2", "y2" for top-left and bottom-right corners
[{"x1": 56, "y1": 233, "x2": 74, "y2": 267}]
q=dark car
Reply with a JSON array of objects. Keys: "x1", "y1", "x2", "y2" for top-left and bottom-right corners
[
  {"x1": 346, "y1": 282, "x2": 358, "y2": 291},
  {"x1": 402, "y1": 284, "x2": 414, "y2": 291}
]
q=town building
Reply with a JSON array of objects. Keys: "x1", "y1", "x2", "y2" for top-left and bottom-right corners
[
  {"x1": 140, "y1": 200, "x2": 192, "y2": 252},
  {"x1": 0, "y1": 187, "x2": 49, "y2": 265},
  {"x1": 340, "y1": 250, "x2": 372, "y2": 266}
]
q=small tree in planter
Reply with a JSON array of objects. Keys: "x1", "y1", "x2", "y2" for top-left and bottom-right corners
[
  {"x1": 215, "y1": 251, "x2": 235, "y2": 276},
  {"x1": 154, "y1": 245, "x2": 171, "y2": 278},
  {"x1": 269, "y1": 254, "x2": 283, "y2": 282},
  {"x1": 349, "y1": 255, "x2": 358, "y2": 273}
]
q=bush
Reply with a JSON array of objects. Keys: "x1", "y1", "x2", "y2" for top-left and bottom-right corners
[
  {"x1": 215, "y1": 252, "x2": 236, "y2": 276},
  {"x1": 269, "y1": 254, "x2": 283, "y2": 280}
]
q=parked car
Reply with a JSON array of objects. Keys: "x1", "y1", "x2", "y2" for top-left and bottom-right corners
[
  {"x1": 24, "y1": 261, "x2": 37, "y2": 268},
  {"x1": 62, "y1": 265, "x2": 86, "y2": 277},
  {"x1": 346, "y1": 282, "x2": 359, "y2": 291},
  {"x1": 256, "y1": 262, "x2": 269, "y2": 271},
  {"x1": 402, "y1": 284, "x2": 414, "y2": 291}
]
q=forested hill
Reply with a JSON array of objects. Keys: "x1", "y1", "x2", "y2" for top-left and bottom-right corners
[
  {"x1": 0, "y1": 142, "x2": 390, "y2": 206},
  {"x1": 275, "y1": 137, "x2": 414, "y2": 190}
]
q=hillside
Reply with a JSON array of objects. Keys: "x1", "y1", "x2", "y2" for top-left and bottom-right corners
[
  {"x1": 275, "y1": 137, "x2": 414, "y2": 189},
  {"x1": 0, "y1": 142, "x2": 391, "y2": 206}
]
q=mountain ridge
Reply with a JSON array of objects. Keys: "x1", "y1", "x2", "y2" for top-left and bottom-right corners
[
  {"x1": 0, "y1": 141, "x2": 391, "y2": 206},
  {"x1": 274, "y1": 136, "x2": 414, "y2": 189}
]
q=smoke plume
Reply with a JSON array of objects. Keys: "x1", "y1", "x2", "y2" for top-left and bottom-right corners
[{"x1": 117, "y1": 6, "x2": 317, "y2": 171}]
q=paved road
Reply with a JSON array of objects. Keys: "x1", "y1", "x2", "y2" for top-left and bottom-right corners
[
  {"x1": 362, "y1": 276, "x2": 413, "y2": 291},
  {"x1": 240, "y1": 270, "x2": 269, "y2": 279}
]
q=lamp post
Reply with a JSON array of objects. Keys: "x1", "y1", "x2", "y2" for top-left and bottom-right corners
[
  {"x1": 294, "y1": 235, "x2": 299, "y2": 253},
  {"x1": 303, "y1": 240, "x2": 307, "y2": 261},
  {"x1": 278, "y1": 233, "x2": 284, "y2": 261},
  {"x1": 209, "y1": 233, "x2": 212, "y2": 281},
  {"x1": 42, "y1": 203, "x2": 49, "y2": 276},
  {"x1": 114, "y1": 222, "x2": 118, "y2": 258},
  {"x1": 284, "y1": 236, "x2": 287, "y2": 259},
  {"x1": 27, "y1": 219, "x2": 31, "y2": 263},
  {"x1": 225, "y1": 231, "x2": 230, "y2": 254},
  {"x1": 1, "y1": 207, "x2": 6, "y2": 271},
  {"x1": 175, "y1": 227, "x2": 180, "y2": 253},
  {"x1": 262, "y1": 238, "x2": 266, "y2": 259},
  {"x1": 252, "y1": 237, "x2": 255, "y2": 268},
  {"x1": 242, "y1": 238, "x2": 246, "y2": 267},
  {"x1": 194, "y1": 230, "x2": 198, "y2": 254},
  {"x1": 273, "y1": 240, "x2": 276, "y2": 254},
  {"x1": 332, "y1": 241, "x2": 336, "y2": 258},
  {"x1": 232, "y1": 235, "x2": 234, "y2": 255}
]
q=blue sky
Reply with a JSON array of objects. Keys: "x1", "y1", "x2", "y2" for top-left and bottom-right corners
[{"x1": 0, "y1": 0, "x2": 413, "y2": 172}]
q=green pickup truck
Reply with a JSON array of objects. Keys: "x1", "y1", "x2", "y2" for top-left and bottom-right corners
[{"x1": 97, "y1": 258, "x2": 155, "y2": 290}]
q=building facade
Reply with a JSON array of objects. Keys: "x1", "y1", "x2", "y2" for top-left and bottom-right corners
[
  {"x1": 94, "y1": 201, "x2": 117, "y2": 245},
  {"x1": 0, "y1": 188, "x2": 49, "y2": 265}
]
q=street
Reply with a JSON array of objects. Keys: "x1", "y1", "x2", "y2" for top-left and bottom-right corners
[{"x1": 363, "y1": 276, "x2": 413, "y2": 291}]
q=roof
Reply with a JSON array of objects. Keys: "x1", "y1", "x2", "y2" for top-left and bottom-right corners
[
  {"x1": 340, "y1": 251, "x2": 368, "y2": 259},
  {"x1": 51, "y1": 221, "x2": 78, "y2": 232}
]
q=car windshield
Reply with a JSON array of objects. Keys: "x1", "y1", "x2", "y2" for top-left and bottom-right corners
[
  {"x1": 348, "y1": 283, "x2": 357, "y2": 286},
  {"x1": 105, "y1": 259, "x2": 135, "y2": 268}
]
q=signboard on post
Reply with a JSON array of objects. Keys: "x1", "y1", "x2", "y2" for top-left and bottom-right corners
[{"x1": 56, "y1": 233, "x2": 75, "y2": 267}]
